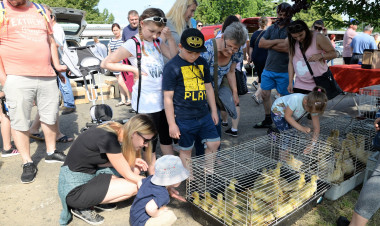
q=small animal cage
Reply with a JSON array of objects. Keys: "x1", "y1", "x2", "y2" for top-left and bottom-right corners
[
  {"x1": 357, "y1": 85, "x2": 380, "y2": 120},
  {"x1": 319, "y1": 116, "x2": 376, "y2": 185},
  {"x1": 186, "y1": 133, "x2": 333, "y2": 226}
]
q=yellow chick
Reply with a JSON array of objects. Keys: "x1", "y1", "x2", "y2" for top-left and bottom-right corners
[
  {"x1": 250, "y1": 209, "x2": 275, "y2": 225},
  {"x1": 231, "y1": 207, "x2": 244, "y2": 225},
  {"x1": 192, "y1": 191, "x2": 200, "y2": 206},
  {"x1": 292, "y1": 175, "x2": 319, "y2": 201},
  {"x1": 209, "y1": 204, "x2": 219, "y2": 217},
  {"x1": 353, "y1": 135, "x2": 369, "y2": 164},
  {"x1": 272, "y1": 198, "x2": 297, "y2": 219},
  {"x1": 283, "y1": 173, "x2": 306, "y2": 192},
  {"x1": 216, "y1": 193, "x2": 225, "y2": 218},
  {"x1": 268, "y1": 162, "x2": 282, "y2": 180},
  {"x1": 200, "y1": 198, "x2": 209, "y2": 211},
  {"x1": 286, "y1": 154, "x2": 303, "y2": 171},
  {"x1": 226, "y1": 178, "x2": 238, "y2": 206},
  {"x1": 204, "y1": 191, "x2": 214, "y2": 208},
  {"x1": 342, "y1": 157, "x2": 354, "y2": 175},
  {"x1": 327, "y1": 160, "x2": 344, "y2": 183}
]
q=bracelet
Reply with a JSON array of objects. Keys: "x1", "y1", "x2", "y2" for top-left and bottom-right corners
[{"x1": 321, "y1": 52, "x2": 325, "y2": 60}]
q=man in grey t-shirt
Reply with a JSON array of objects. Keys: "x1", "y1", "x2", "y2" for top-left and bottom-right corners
[{"x1": 254, "y1": 3, "x2": 292, "y2": 128}]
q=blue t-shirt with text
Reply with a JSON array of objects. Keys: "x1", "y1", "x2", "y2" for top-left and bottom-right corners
[
  {"x1": 129, "y1": 176, "x2": 170, "y2": 226},
  {"x1": 162, "y1": 54, "x2": 212, "y2": 120}
]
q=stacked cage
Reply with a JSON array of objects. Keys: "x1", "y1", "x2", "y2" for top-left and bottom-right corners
[
  {"x1": 319, "y1": 116, "x2": 376, "y2": 186},
  {"x1": 186, "y1": 133, "x2": 333, "y2": 226},
  {"x1": 357, "y1": 85, "x2": 380, "y2": 120}
]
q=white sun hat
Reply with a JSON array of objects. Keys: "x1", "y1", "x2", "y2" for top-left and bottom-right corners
[{"x1": 151, "y1": 155, "x2": 189, "y2": 186}]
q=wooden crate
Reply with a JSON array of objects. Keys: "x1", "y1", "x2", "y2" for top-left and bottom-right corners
[
  {"x1": 105, "y1": 78, "x2": 120, "y2": 99},
  {"x1": 72, "y1": 84, "x2": 115, "y2": 105},
  {"x1": 72, "y1": 86, "x2": 89, "y2": 105}
]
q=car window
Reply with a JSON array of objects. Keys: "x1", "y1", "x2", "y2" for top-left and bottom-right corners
[
  {"x1": 60, "y1": 23, "x2": 81, "y2": 36},
  {"x1": 86, "y1": 40, "x2": 110, "y2": 51}
]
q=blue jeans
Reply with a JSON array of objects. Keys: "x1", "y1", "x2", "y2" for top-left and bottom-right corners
[{"x1": 58, "y1": 72, "x2": 75, "y2": 108}]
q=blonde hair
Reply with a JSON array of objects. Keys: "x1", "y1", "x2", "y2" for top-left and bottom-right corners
[
  {"x1": 98, "y1": 114, "x2": 156, "y2": 168},
  {"x1": 305, "y1": 86, "x2": 328, "y2": 114},
  {"x1": 139, "y1": 8, "x2": 166, "y2": 56},
  {"x1": 166, "y1": 0, "x2": 198, "y2": 35},
  {"x1": 258, "y1": 16, "x2": 268, "y2": 29}
]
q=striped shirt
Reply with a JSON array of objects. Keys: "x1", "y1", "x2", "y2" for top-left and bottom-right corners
[{"x1": 108, "y1": 38, "x2": 123, "y2": 53}]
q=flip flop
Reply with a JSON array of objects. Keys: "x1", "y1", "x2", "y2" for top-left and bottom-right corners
[
  {"x1": 56, "y1": 135, "x2": 74, "y2": 143},
  {"x1": 115, "y1": 102, "x2": 126, "y2": 107},
  {"x1": 30, "y1": 133, "x2": 45, "y2": 141}
]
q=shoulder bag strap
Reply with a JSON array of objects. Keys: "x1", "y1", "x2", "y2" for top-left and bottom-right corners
[
  {"x1": 299, "y1": 44, "x2": 314, "y2": 76},
  {"x1": 211, "y1": 39, "x2": 219, "y2": 97},
  {"x1": 131, "y1": 36, "x2": 142, "y2": 113},
  {"x1": 254, "y1": 30, "x2": 265, "y2": 47}
]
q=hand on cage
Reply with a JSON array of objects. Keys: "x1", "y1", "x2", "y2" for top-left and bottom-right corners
[
  {"x1": 375, "y1": 118, "x2": 380, "y2": 131},
  {"x1": 301, "y1": 126, "x2": 311, "y2": 134},
  {"x1": 303, "y1": 144, "x2": 313, "y2": 154},
  {"x1": 168, "y1": 187, "x2": 186, "y2": 202},
  {"x1": 135, "y1": 158, "x2": 149, "y2": 172}
]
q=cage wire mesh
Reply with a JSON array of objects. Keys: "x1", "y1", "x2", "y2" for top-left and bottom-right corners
[
  {"x1": 318, "y1": 116, "x2": 376, "y2": 185},
  {"x1": 186, "y1": 133, "x2": 333, "y2": 226},
  {"x1": 357, "y1": 85, "x2": 380, "y2": 120}
]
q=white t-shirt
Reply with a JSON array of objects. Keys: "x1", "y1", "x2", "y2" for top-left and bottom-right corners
[
  {"x1": 122, "y1": 37, "x2": 164, "y2": 113},
  {"x1": 53, "y1": 23, "x2": 67, "y2": 57},
  {"x1": 271, "y1": 93, "x2": 306, "y2": 119}
]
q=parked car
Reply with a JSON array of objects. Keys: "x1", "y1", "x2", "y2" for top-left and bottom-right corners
[
  {"x1": 85, "y1": 39, "x2": 110, "y2": 52},
  {"x1": 335, "y1": 40, "x2": 343, "y2": 58},
  {"x1": 53, "y1": 7, "x2": 86, "y2": 47}
]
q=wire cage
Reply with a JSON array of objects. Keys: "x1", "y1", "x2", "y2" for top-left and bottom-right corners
[
  {"x1": 319, "y1": 116, "x2": 376, "y2": 185},
  {"x1": 186, "y1": 133, "x2": 333, "y2": 226},
  {"x1": 357, "y1": 85, "x2": 380, "y2": 120}
]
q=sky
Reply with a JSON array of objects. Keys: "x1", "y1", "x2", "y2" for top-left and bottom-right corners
[{"x1": 98, "y1": 0, "x2": 176, "y2": 25}]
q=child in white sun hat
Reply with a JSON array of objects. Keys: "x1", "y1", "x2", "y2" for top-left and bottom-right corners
[{"x1": 129, "y1": 155, "x2": 189, "y2": 226}]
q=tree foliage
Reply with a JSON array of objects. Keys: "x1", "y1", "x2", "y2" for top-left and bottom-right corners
[
  {"x1": 293, "y1": 5, "x2": 343, "y2": 30},
  {"x1": 195, "y1": 0, "x2": 280, "y2": 24},
  {"x1": 34, "y1": 0, "x2": 114, "y2": 24},
  {"x1": 291, "y1": 0, "x2": 379, "y2": 29}
]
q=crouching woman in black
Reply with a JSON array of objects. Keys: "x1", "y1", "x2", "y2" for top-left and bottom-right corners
[{"x1": 58, "y1": 114, "x2": 157, "y2": 225}]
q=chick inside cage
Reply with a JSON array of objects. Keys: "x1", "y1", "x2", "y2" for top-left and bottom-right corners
[
  {"x1": 186, "y1": 133, "x2": 333, "y2": 226},
  {"x1": 319, "y1": 117, "x2": 376, "y2": 184}
]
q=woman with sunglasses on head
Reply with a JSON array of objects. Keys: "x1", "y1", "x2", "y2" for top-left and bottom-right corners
[
  {"x1": 201, "y1": 22, "x2": 247, "y2": 138},
  {"x1": 287, "y1": 20, "x2": 336, "y2": 95},
  {"x1": 101, "y1": 8, "x2": 177, "y2": 175},
  {"x1": 166, "y1": 0, "x2": 198, "y2": 47},
  {"x1": 58, "y1": 114, "x2": 157, "y2": 225}
]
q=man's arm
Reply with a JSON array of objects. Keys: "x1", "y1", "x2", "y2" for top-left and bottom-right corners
[
  {"x1": 270, "y1": 38, "x2": 289, "y2": 53},
  {"x1": 0, "y1": 55, "x2": 6, "y2": 87},
  {"x1": 258, "y1": 37, "x2": 283, "y2": 49}
]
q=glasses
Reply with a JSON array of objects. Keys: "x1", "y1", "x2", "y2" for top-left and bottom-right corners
[
  {"x1": 224, "y1": 39, "x2": 239, "y2": 53},
  {"x1": 288, "y1": 24, "x2": 304, "y2": 33},
  {"x1": 136, "y1": 132, "x2": 157, "y2": 144},
  {"x1": 314, "y1": 26, "x2": 323, "y2": 31},
  {"x1": 143, "y1": 16, "x2": 167, "y2": 23},
  {"x1": 197, "y1": 24, "x2": 203, "y2": 27}
]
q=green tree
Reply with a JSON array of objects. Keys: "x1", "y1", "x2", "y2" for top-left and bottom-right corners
[
  {"x1": 195, "y1": 0, "x2": 279, "y2": 25},
  {"x1": 293, "y1": 5, "x2": 343, "y2": 30},
  {"x1": 35, "y1": 0, "x2": 114, "y2": 24},
  {"x1": 297, "y1": 0, "x2": 379, "y2": 29}
]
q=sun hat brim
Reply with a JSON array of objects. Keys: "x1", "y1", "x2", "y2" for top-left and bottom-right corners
[{"x1": 151, "y1": 168, "x2": 189, "y2": 186}]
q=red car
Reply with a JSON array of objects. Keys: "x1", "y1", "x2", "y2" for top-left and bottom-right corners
[{"x1": 201, "y1": 17, "x2": 277, "y2": 40}]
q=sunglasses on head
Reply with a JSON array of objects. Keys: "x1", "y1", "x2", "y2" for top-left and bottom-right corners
[
  {"x1": 136, "y1": 132, "x2": 157, "y2": 144},
  {"x1": 143, "y1": 16, "x2": 167, "y2": 23},
  {"x1": 288, "y1": 24, "x2": 304, "y2": 33}
]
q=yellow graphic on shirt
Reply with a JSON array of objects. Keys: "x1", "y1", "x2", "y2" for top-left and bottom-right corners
[{"x1": 181, "y1": 65, "x2": 206, "y2": 101}]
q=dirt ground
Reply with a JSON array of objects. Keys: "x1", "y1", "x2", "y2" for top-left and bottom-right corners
[{"x1": 0, "y1": 62, "x2": 372, "y2": 226}]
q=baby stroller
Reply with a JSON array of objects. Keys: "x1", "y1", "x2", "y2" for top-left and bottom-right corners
[{"x1": 61, "y1": 45, "x2": 126, "y2": 131}]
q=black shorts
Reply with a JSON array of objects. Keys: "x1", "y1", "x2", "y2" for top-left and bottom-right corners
[
  {"x1": 66, "y1": 173, "x2": 112, "y2": 209},
  {"x1": 147, "y1": 110, "x2": 172, "y2": 146}
]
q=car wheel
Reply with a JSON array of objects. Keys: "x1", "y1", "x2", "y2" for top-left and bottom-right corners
[{"x1": 335, "y1": 50, "x2": 341, "y2": 58}]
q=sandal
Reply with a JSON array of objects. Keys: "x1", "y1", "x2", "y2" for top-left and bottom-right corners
[
  {"x1": 56, "y1": 135, "x2": 74, "y2": 143},
  {"x1": 115, "y1": 102, "x2": 126, "y2": 107},
  {"x1": 253, "y1": 121, "x2": 272, "y2": 129},
  {"x1": 30, "y1": 133, "x2": 45, "y2": 141}
]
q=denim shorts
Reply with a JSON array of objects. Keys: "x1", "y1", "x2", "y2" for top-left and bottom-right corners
[
  {"x1": 176, "y1": 114, "x2": 220, "y2": 151},
  {"x1": 261, "y1": 69, "x2": 290, "y2": 95},
  {"x1": 271, "y1": 112, "x2": 292, "y2": 132}
]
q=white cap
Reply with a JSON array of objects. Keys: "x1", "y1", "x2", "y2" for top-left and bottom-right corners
[{"x1": 151, "y1": 155, "x2": 189, "y2": 186}]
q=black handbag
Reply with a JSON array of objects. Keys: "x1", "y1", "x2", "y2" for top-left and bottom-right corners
[
  {"x1": 235, "y1": 69, "x2": 248, "y2": 95},
  {"x1": 300, "y1": 45, "x2": 342, "y2": 100},
  {"x1": 374, "y1": 131, "x2": 380, "y2": 151}
]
